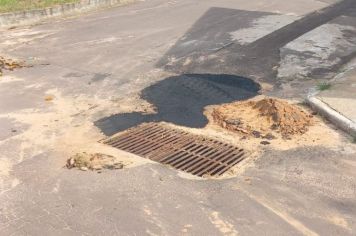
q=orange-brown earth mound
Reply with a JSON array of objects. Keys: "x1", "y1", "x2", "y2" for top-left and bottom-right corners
[{"x1": 212, "y1": 98, "x2": 314, "y2": 138}]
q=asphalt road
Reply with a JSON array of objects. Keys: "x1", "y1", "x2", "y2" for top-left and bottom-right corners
[{"x1": 0, "y1": 0, "x2": 356, "y2": 235}]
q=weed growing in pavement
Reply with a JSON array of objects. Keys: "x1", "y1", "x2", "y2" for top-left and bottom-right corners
[{"x1": 317, "y1": 82, "x2": 332, "y2": 91}]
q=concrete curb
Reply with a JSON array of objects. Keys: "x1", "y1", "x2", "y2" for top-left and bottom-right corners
[
  {"x1": 0, "y1": 0, "x2": 134, "y2": 27},
  {"x1": 307, "y1": 96, "x2": 356, "y2": 137}
]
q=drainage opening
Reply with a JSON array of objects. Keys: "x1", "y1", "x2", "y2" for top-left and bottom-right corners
[{"x1": 103, "y1": 123, "x2": 248, "y2": 177}]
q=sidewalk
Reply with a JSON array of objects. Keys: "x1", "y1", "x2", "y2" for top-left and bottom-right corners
[
  {"x1": 307, "y1": 62, "x2": 356, "y2": 137},
  {"x1": 0, "y1": 0, "x2": 135, "y2": 27}
]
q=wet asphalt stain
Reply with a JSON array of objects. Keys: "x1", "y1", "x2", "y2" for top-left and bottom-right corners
[
  {"x1": 91, "y1": 73, "x2": 111, "y2": 82},
  {"x1": 0, "y1": 117, "x2": 28, "y2": 141},
  {"x1": 63, "y1": 72, "x2": 85, "y2": 78},
  {"x1": 95, "y1": 74, "x2": 260, "y2": 136},
  {"x1": 63, "y1": 72, "x2": 111, "y2": 83},
  {"x1": 158, "y1": 0, "x2": 356, "y2": 82}
]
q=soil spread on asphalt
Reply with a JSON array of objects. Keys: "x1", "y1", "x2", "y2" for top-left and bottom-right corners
[
  {"x1": 0, "y1": 56, "x2": 25, "y2": 76},
  {"x1": 212, "y1": 98, "x2": 314, "y2": 139},
  {"x1": 66, "y1": 152, "x2": 125, "y2": 172}
]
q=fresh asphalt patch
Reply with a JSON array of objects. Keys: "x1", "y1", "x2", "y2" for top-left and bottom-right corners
[{"x1": 95, "y1": 74, "x2": 260, "y2": 136}]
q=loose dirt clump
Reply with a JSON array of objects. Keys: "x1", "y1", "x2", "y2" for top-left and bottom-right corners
[
  {"x1": 212, "y1": 98, "x2": 314, "y2": 139},
  {"x1": 66, "y1": 152, "x2": 125, "y2": 171},
  {"x1": 0, "y1": 56, "x2": 25, "y2": 76}
]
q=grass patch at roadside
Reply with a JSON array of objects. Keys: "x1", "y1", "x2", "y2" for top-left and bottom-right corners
[
  {"x1": 0, "y1": 0, "x2": 79, "y2": 13},
  {"x1": 317, "y1": 82, "x2": 332, "y2": 91}
]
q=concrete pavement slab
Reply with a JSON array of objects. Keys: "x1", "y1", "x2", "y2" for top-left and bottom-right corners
[
  {"x1": 278, "y1": 15, "x2": 356, "y2": 80},
  {"x1": 307, "y1": 60, "x2": 356, "y2": 136},
  {"x1": 318, "y1": 68, "x2": 356, "y2": 122}
]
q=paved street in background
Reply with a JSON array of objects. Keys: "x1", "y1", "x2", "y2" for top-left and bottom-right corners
[{"x1": 0, "y1": 0, "x2": 356, "y2": 235}]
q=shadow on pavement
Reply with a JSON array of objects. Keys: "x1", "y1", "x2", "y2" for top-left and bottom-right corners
[{"x1": 157, "y1": 1, "x2": 356, "y2": 81}]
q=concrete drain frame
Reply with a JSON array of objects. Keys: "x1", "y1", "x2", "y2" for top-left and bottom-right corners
[{"x1": 103, "y1": 123, "x2": 248, "y2": 177}]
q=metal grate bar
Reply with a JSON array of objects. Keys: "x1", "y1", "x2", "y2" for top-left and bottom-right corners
[{"x1": 103, "y1": 123, "x2": 248, "y2": 177}]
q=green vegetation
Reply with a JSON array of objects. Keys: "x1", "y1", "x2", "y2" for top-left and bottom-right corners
[
  {"x1": 0, "y1": 0, "x2": 79, "y2": 13},
  {"x1": 352, "y1": 135, "x2": 356, "y2": 144},
  {"x1": 297, "y1": 100, "x2": 309, "y2": 107},
  {"x1": 317, "y1": 82, "x2": 332, "y2": 91}
]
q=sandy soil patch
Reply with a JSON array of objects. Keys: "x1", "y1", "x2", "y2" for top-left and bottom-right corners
[
  {"x1": 66, "y1": 152, "x2": 128, "y2": 172},
  {"x1": 203, "y1": 96, "x2": 346, "y2": 151}
]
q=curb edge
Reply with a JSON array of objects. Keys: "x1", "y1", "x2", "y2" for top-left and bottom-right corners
[{"x1": 306, "y1": 96, "x2": 356, "y2": 137}]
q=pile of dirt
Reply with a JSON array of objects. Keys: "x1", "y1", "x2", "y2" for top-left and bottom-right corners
[
  {"x1": 66, "y1": 152, "x2": 125, "y2": 172},
  {"x1": 0, "y1": 56, "x2": 25, "y2": 76},
  {"x1": 212, "y1": 98, "x2": 314, "y2": 139}
]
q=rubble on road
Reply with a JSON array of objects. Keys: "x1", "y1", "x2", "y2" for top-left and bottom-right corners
[
  {"x1": 212, "y1": 97, "x2": 314, "y2": 139},
  {"x1": 0, "y1": 56, "x2": 25, "y2": 76},
  {"x1": 66, "y1": 152, "x2": 125, "y2": 172}
]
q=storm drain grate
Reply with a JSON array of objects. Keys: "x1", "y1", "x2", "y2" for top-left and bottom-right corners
[{"x1": 103, "y1": 123, "x2": 248, "y2": 177}]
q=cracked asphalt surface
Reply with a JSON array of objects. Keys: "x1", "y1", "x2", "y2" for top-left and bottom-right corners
[{"x1": 0, "y1": 0, "x2": 356, "y2": 235}]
